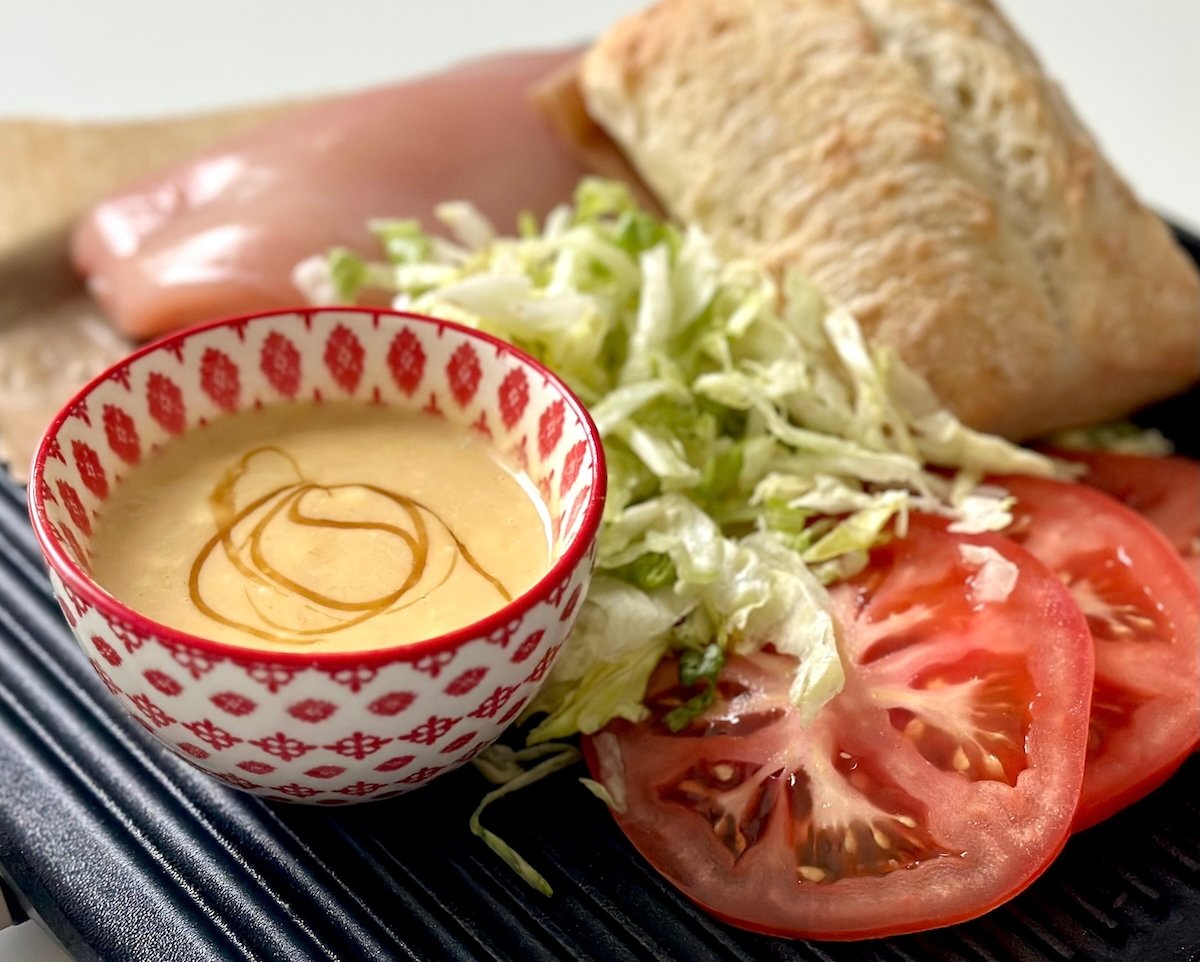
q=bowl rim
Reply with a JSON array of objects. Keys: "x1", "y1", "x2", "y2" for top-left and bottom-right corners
[{"x1": 28, "y1": 306, "x2": 607, "y2": 669}]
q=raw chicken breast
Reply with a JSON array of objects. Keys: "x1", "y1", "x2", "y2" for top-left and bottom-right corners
[{"x1": 72, "y1": 51, "x2": 589, "y2": 339}]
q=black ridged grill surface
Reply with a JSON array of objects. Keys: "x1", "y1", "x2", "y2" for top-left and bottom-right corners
[{"x1": 0, "y1": 232, "x2": 1197, "y2": 962}]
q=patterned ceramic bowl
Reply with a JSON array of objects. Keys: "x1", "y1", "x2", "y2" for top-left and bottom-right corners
[{"x1": 28, "y1": 308, "x2": 605, "y2": 804}]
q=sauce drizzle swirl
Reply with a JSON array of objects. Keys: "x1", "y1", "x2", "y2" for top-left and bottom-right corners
[{"x1": 187, "y1": 446, "x2": 512, "y2": 646}]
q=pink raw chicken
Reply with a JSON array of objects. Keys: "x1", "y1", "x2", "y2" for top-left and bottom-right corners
[{"x1": 72, "y1": 51, "x2": 589, "y2": 340}]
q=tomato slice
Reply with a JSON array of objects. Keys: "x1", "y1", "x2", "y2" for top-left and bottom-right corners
[
  {"x1": 583, "y1": 517, "x2": 1093, "y2": 939},
  {"x1": 1050, "y1": 449, "x2": 1200, "y2": 583},
  {"x1": 998, "y1": 475, "x2": 1200, "y2": 831}
]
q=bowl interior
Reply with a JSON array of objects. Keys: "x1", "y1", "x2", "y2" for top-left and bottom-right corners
[{"x1": 31, "y1": 308, "x2": 603, "y2": 639}]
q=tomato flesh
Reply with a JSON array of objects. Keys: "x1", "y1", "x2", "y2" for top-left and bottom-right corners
[
  {"x1": 584, "y1": 517, "x2": 1094, "y2": 939},
  {"x1": 1050, "y1": 449, "x2": 1200, "y2": 583},
  {"x1": 999, "y1": 474, "x2": 1200, "y2": 829}
]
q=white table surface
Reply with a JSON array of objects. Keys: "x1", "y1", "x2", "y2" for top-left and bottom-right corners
[{"x1": 1, "y1": 1, "x2": 1198, "y2": 959}]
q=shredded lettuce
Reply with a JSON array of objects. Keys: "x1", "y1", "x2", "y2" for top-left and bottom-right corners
[
  {"x1": 469, "y1": 742, "x2": 580, "y2": 896},
  {"x1": 1045, "y1": 421, "x2": 1174, "y2": 456},
  {"x1": 297, "y1": 177, "x2": 1061, "y2": 741}
]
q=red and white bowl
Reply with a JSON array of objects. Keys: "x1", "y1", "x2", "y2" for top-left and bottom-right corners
[{"x1": 28, "y1": 307, "x2": 605, "y2": 804}]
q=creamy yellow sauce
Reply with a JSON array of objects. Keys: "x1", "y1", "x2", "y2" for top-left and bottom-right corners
[{"x1": 89, "y1": 403, "x2": 551, "y2": 652}]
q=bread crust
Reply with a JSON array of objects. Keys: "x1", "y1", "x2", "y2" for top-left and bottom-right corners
[{"x1": 580, "y1": 0, "x2": 1200, "y2": 438}]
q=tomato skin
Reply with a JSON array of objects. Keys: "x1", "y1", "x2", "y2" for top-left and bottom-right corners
[
  {"x1": 999, "y1": 474, "x2": 1200, "y2": 830},
  {"x1": 1049, "y1": 449, "x2": 1200, "y2": 583},
  {"x1": 584, "y1": 517, "x2": 1094, "y2": 940}
]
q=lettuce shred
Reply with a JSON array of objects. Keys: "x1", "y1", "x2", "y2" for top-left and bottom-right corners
[{"x1": 297, "y1": 178, "x2": 1061, "y2": 740}]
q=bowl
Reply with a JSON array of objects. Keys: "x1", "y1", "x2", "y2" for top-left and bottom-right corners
[{"x1": 27, "y1": 307, "x2": 605, "y2": 804}]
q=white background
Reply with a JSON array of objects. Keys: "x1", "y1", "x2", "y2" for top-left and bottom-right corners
[{"x1": 0, "y1": 2, "x2": 1197, "y2": 959}]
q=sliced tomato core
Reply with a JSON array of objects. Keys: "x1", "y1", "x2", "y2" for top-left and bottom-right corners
[
  {"x1": 659, "y1": 757, "x2": 776, "y2": 858},
  {"x1": 584, "y1": 517, "x2": 1094, "y2": 939},
  {"x1": 886, "y1": 652, "x2": 1031, "y2": 786}
]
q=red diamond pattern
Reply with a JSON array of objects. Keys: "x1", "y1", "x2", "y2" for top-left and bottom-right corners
[
  {"x1": 56, "y1": 481, "x2": 90, "y2": 536},
  {"x1": 261, "y1": 331, "x2": 302, "y2": 397},
  {"x1": 144, "y1": 669, "x2": 183, "y2": 696},
  {"x1": 91, "y1": 635, "x2": 121, "y2": 667},
  {"x1": 441, "y1": 731, "x2": 478, "y2": 755},
  {"x1": 200, "y1": 348, "x2": 240, "y2": 411},
  {"x1": 560, "y1": 440, "x2": 587, "y2": 496},
  {"x1": 444, "y1": 666, "x2": 488, "y2": 696},
  {"x1": 103, "y1": 403, "x2": 141, "y2": 464},
  {"x1": 71, "y1": 440, "x2": 108, "y2": 499},
  {"x1": 498, "y1": 368, "x2": 530, "y2": 429},
  {"x1": 446, "y1": 343, "x2": 482, "y2": 407},
  {"x1": 367, "y1": 691, "x2": 415, "y2": 716},
  {"x1": 538, "y1": 400, "x2": 565, "y2": 460},
  {"x1": 387, "y1": 329, "x2": 426, "y2": 396},
  {"x1": 287, "y1": 698, "x2": 338, "y2": 723},
  {"x1": 210, "y1": 692, "x2": 258, "y2": 717},
  {"x1": 374, "y1": 755, "x2": 415, "y2": 773},
  {"x1": 146, "y1": 372, "x2": 186, "y2": 434},
  {"x1": 511, "y1": 630, "x2": 544, "y2": 664},
  {"x1": 237, "y1": 760, "x2": 276, "y2": 775},
  {"x1": 324, "y1": 324, "x2": 365, "y2": 393},
  {"x1": 305, "y1": 765, "x2": 347, "y2": 779},
  {"x1": 560, "y1": 585, "x2": 583, "y2": 622}
]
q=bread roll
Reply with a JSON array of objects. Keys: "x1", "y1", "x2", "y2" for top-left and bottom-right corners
[{"x1": 578, "y1": 0, "x2": 1200, "y2": 438}]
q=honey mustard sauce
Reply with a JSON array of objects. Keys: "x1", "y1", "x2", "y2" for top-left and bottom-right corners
[{"x1": 90, "y1": 404, "x2": 550, "y2": 652}]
